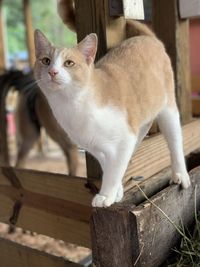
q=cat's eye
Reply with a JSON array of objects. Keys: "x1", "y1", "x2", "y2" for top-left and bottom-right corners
[
  {"x1": 64, "y1": 60, "x2": 75, "y2": 67},
  {"x1": 41, "y1": 57, "x2": 51, "y2": 66}
]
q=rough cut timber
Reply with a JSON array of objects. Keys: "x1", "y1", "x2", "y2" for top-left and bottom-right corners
[
  {"x1": 0, "y1": 237, "x2": 81, "y2": 267},
  {"x1": 0, "y1": 168, "x2": 94, "y2": 248},
  {"x1": 179, "y1": 0, "x2": 200, "y2": 19},
  {"x1": 123, "y1": 120, "x2": 200, "y2": 187},
  {"x1": 91, "y1": 166, "x2": 200, "y2": 267}
]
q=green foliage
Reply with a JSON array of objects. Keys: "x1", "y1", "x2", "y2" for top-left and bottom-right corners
[
  {"x1": 3, "y1": 0, "x2": 76, "y2": 56},
  {"x1": 30, "y1": 0, "x2": 76, "y2": 47},
  {"x1": 4, "y1": 0, "x2": 26, "y2": 53}
]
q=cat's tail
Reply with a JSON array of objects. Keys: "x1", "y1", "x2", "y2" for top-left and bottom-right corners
[
  {"x1": 57, "y1": 0, "x2": 76, "y2": 32},
  {"x1": 126, "y1": 20, "x2": 155, "y2": 38}
]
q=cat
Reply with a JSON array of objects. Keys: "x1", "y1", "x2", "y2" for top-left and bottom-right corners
[
  {"x1": 34, "y1": 21, "x2": 191, "y2": 208},
  {"x1": 1, "y1": 70, "x2": 78, "y2": 175}
]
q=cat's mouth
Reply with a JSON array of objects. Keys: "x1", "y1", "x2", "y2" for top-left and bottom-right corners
[{"x1": 51, "y1": 80, "x2": 61, "y2": 85}]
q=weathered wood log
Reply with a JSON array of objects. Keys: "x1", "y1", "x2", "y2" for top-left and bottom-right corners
[
  {"x1": 91, "y1": 166, "x2": 200, "y2": 267},
  {"x1": 0, "y1": 237, "x2": 81, "y2": 267}
]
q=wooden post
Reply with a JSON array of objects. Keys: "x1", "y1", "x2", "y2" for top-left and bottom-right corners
[
  {"x1": 0, "y1": 0, "x2": 6, "y2": 71},
  {"x1": 23, "y1": 0, "x2": 35, "y2": 68},
  {"x1": 152, "y1": 0, "x2": 192, "y2": 124},
  {"x1": 75, "y1": 0, "x2": 126, "y2": 58},
  {"x1": 91, "y1": 166, "x2": 200, "y2": 267},
  {"x1": 74, "y1": 0, "x2": 126, "y2": 179}
]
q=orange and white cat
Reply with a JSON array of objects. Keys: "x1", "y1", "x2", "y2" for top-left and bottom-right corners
[{"x1": 34, "y1": 21, "x2": 191, "y2": 207}]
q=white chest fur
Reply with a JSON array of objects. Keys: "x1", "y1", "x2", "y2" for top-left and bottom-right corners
[{"x1": 42, "y1": 87, "x2": 132, "y2": 156}]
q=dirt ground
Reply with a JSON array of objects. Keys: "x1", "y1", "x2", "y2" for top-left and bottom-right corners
[{"x1": 0, "y1": 133, "x2": 91, "y2": 264}]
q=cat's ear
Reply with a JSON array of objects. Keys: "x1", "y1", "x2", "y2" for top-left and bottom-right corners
[
  {"x1": 77, "y1": 33, "x2": 98, "y2": 65},
  {"x1": 34, "y1": 29, "x2": 51, "y2": 58}
]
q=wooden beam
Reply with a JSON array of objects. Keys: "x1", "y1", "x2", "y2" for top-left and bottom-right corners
[
  {"x1": 0, "y1": 0, "x2": 5, "y2": 71},
  {"x1": 152, "y1": 0, "x2": 192, "y2": 124},
  {"x1": 75, "y1": 0, "x2": 126, "y2": 57},
  {"x1": 123, "y1": 120, "x2": 200, "y2": 186},
  {"x1": 91, "y1": 204, "x2": 136, "y2": 267},
  {"x1": 179, "y1": 0, "x2": 200, "y2": 19},
  {"x1": 23, "y1": 0, "x2": 35, "y2": 68},
  {"x1": 91, "y1": 166, "x2": 200, "y2": 267},
  {"x1": 74, "y1": 0, "x2": 126, "y2": 179},
  {"x1": 0, "y1": 168, "x2": 95, "y2": 248},
  {"x1": 0, "y1": 237, "x2": 81, "y2": 267}
]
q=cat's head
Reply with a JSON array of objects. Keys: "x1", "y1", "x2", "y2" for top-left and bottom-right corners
[{"x1": 34, "y1": 29, "x2": 97, "y2": 94}]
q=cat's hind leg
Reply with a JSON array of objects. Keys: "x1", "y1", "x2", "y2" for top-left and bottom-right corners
[
  {"x1": 92, "y1": 134, "x2": 137, "y2": 207},
  {"x1": 157, "y1": 106, "x2": 191, "y2": 188}
]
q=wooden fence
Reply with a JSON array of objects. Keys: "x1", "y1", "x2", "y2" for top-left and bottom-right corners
[{"x1": 0, "y1": 1, "x2": 200, "y2": 266}]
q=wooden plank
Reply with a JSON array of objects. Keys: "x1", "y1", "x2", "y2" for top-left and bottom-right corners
[
  {"x1": 23, "y1": 0, "x2": 35, "y2": 68},
  {"x1": 0, "y1": 0, "x2": 5, "y2": 71},
  {"x1": 124, "y1": 148, "x2": 200, "y2": 203},
  {"x1": 179, "y1": 0, "x2": 200, "y2": 19},
  {"x1": 0, "y1": 237, "x2": 81, "y2": 267},
  {"x1": 0, "y1": 168, "x2": 95, "y2": 247},
  {"x1": 124, "y1": 120, "x2": 200, "y2": 185},
  {"x1": 131, "y1": 166, "x2": 200, "y2": 266},
  {"x1": 0, "y1": 120, "x2": 199, "y2": 247},
  {"x1": 91, "y1": 166, "x2": 200, "y2": 267},
  {"x1": 152, "y1": 0, "x2": 192, "y2": 124},
  {"x1": 75, "y1": 0, "x2": 126, "y2": 180}
]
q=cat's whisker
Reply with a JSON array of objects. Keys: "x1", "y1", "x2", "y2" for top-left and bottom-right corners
[{"x1": 21, "y1": 78, "x2": 49, "y2": 92}]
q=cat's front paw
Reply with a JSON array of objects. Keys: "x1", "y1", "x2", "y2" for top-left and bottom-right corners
[
  {"x1": 115, "y1": 184, "x2": 124, "y2": 202},
  {"x1": 92, "y1": 194, "x2": 115, "y2": 208},
  {"x1": 170, "y1": 172, "x2": 191, "y2": 189}
]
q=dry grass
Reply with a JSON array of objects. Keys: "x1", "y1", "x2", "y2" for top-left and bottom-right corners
[
  {"x1": 137, "y1": 184, "x2": 200, "y2": 267},
  {"x1": 168, "y1": 186, "x2": 200, "y2": 267}
]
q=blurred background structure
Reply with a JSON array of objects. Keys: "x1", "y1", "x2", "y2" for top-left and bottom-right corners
[{"x1": 1, "y1": 0, "x2": 76, "y2": 70}]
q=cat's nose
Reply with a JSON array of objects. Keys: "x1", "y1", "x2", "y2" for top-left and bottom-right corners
[{"x1": 48, "y1": 69, "x2": 58, "y2": 77}]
